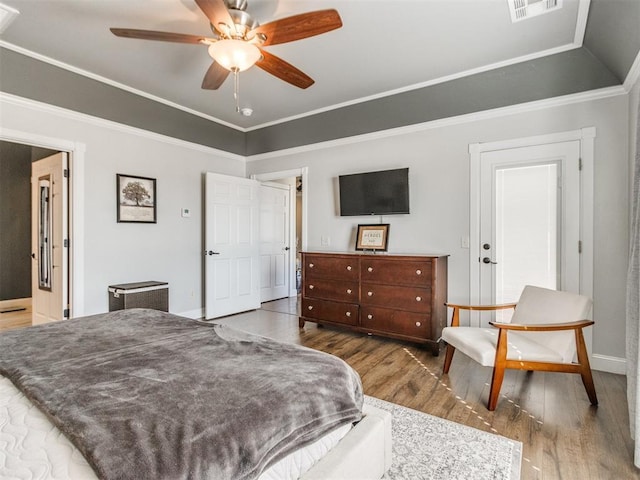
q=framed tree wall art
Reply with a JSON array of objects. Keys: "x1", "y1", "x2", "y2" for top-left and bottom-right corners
[{"x1": 117, "y1": 174, "x2": 157, "y2": 223}]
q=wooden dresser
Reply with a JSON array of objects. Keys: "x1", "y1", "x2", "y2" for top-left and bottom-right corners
[{"x1": 299, "y1": 252, "x2": 448, "y2": 355}]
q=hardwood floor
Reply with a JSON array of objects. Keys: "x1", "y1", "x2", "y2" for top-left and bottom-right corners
[
  {"x1": 225, "y1": 297, "x2": 638, "y2": 480},
  {"x1": 0, "y1": 298, "x2": 32, "y2": 333}
]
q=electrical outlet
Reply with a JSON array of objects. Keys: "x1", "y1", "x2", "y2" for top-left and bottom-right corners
[
  {"x1": 461, "y1": 236, "x2": 470, "y2": 249},
  {"x1": 321, "y1": 235, "x2": 330, "y2": 246}
]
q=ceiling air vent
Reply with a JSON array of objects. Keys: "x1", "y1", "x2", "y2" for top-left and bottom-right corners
[{"x1": 508, "y1": 0, "x2": 563, "y2": 23}]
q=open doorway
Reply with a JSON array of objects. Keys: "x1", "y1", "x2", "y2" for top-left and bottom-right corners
[
  {"x1": 251, "y1": 167, "x2": 308, "y2": 305},
  {"x1": 0, "y1": 140, "x2": 69, "y2": 332}
]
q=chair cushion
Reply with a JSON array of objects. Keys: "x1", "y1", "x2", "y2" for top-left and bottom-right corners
[
  {"x1": 442, "y1": 326, "x2": 565, "y2": 367},
  {"x1": 511, "y1": 285, "x2": 592, "y2": 362}
]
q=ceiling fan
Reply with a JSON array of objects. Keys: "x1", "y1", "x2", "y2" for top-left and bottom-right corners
[{"x1": 110, "y1": 0, "x2": 342, "y2": 92}]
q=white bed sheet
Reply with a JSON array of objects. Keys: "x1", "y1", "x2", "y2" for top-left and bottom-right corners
[{"x1": 0, "y1": 376, "x2": 351, "y2": 480}]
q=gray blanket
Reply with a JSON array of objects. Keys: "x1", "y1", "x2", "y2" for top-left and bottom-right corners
[{"x1": 0, "y1": 309, "x2": 363, "y2": 480}]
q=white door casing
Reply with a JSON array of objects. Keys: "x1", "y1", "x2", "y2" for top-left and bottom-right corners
[
  {"x1": 259, "y1": 182, "x2": 290, "y2": 302},
  {"x1": 204, "y1": 172, "x2": 260, "y2": 319},
  {"x1": 469, "y1": 128, "x2": 595, "y2": 348},
  {"x1": 31, "y1": 152, "x2": 69, "y2": 324}
]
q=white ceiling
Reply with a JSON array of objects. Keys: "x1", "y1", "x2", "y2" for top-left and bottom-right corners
[{"x1": 0, "y1": 0, "x2": 587, "y2": 130}]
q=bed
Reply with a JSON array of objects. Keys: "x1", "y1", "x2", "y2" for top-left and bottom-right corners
[{"x1": 0, "y1": 308, "x2": 392, "y2": 479}]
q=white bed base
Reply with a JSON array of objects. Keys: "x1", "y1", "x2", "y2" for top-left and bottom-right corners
[{"x1": 302, "y1": 404, "x2": 393, "y2": 480}]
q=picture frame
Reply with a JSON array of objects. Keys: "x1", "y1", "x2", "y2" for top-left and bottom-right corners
[
  {"x1": 355, "y1": 224, "x2": 390, "y2": 251},
  {"x1": 117, "y1": 174, "x2": 157, "y2": 223}
]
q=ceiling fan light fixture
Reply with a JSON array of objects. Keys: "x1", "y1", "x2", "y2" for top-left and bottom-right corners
[{"x1": 208, "y1": 39, "x2": 261, "y2": 71}]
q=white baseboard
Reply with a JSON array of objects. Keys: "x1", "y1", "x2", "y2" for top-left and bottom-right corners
[
  {"x1": 177, "y1": 308, "x2": 204, "y2": 320},
  {"x1": 591, "y1": 354, "x2": 626, "y2": 375}
]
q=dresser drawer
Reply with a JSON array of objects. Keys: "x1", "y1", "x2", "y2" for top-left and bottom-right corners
[
  {"x1": 360, "y1": 283, "x2": 432, "y2": 313},
  {"x1": 361, "y1": 306, "x2": 430, "y2": 338},
  {"x1": 304, "y1": 254, "x2": 359, "y2": 281},
  {"x1": 301, "y1": 298, "x2": 359, "y2": 326},
  {"x1": 304, "y1": 279, "x2": 358, "y2": 303},
  {"x1": 360, "y1": 258, "x2": 432, "y2": 287}
]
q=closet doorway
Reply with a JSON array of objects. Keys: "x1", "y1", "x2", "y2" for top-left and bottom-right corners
[{"x1": 0, "y1": 140, "x2": 69, "y2": 331}]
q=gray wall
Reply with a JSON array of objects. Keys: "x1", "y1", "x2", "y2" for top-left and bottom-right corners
[{"x1": 0, "y1": 142, "x2": 31, "y2": 300}]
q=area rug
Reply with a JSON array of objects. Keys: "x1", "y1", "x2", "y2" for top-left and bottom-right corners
[{"x1": 364, "y1": 396, "x2": 522, "y2": 480}]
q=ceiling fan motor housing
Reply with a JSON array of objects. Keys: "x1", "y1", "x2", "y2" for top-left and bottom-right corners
[
  {"x1": 221, "y1": 0, "x2": 259, "y2": 39},
  {"x1": 225, "y1": 0, "x2": 248, "y2": 11}
]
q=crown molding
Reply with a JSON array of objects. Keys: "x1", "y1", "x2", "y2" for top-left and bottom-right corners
[
  {"x1": 247, "y1": 85, "x2": 625, "y2": 162},
  {"x1": 0, "y1": 92, "x2": 246, "y2": 163}
]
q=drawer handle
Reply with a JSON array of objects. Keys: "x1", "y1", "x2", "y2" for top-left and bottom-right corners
[
  {"x1": 309, "y1": 263, "x2": 314, "y2": 268},
  {"x1": 415, "y1": 321, "x2": 422, "y2": 327},
  {"x1": 308, "y1": 305, "x2": 314, "y2": 310},
  {"x1": 346, "y1": 312, "x2": 351, "y2": 317},
  {"x1": 367, "y1": 266, "x2": 373, "y2": 272},
  {"x1": 416, "y1": 296, "x2": 422, "y2": 302},
  {"x1": 347, "y1": 265, "x2": 352, "y2": 271},
  {"x1": 346, "y1": 289, "x2": 352, "y2": 294},
  {"x1": 416, "y1": 269, "x2": 422, "y2": 275},
  {"x1": 309, "y1": 285, "x2": 314, "y2": 290},
  {"x1": 368, "y1": 291, "x2": 373, "y2": 296},
  {"x1": 367, "y1": 314, "x2": 373, "y2": 320}
]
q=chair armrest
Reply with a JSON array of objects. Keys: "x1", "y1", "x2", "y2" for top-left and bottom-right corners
[
  {"x1": 488, "y1": 319, "x2": 594, "y2": 332},
  {"x1": 445, "y1": 303, "x2": 517, "y2": 311},
  {"x1": 445, "y1": 302, "x2": 517, "y2": 327}
]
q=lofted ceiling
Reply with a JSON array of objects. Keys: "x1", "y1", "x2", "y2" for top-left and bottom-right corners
[{"x1": 2, "y1": 0, "x2": 624, "y2": 133}]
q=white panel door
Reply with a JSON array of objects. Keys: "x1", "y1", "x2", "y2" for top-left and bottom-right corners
[
  {"x1": 31, "y1": 152, "x2": 69, "y2": 325},
  {"x1": 205, "y1": 173, "x2": 260, "y2": 319},
  {"x1": 474, "y1": 141, "x2": 581, "y2": 326},
  {"x1": 259, "y1": 182, "x2": 290, "y2": 302}
]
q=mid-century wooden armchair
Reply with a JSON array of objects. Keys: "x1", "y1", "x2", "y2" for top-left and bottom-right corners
[{"x1": 441, "y1": 285, "x2": 598, "y2": 411}]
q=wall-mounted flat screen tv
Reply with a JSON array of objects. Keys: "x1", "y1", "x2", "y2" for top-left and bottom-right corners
[{"x1": 339, "y1": 168, "x2": 410, "y2": 216}]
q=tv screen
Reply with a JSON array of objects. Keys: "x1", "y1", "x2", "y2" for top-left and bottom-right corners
[{"x1": 339, "y1": 168, "x2": 410, "y2": 216}]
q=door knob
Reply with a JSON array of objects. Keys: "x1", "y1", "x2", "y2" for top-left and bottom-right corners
[
  {"x1": 284, "y1": 246, "x2": 290, "y2": 251},
  {"x1": 205, "y1": 250, "x2": 220, "y2": 256},
  {"x1": 482, "y1": 257, "x2": 497, "y2": 264}
]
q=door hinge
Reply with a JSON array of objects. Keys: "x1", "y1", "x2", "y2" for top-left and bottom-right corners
[
  {"x1": 578, "y1": 158, "x2": 583, "y2": 171},
  {"x1": 578, "y1": 240, "x2": 582, "y2": 254},
  {"x1": 64, "y1": 238, "x2": 69, "y2": 248},
  {"x1": 64, "y1": 169, "x2": 69, "y2": 178},
  {"x1": 63, "y1": 308, "x2": 70, "y2": 318}
]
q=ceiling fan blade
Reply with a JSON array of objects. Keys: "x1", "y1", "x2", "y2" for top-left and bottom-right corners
[
  {"x1": 110, "y1": 28, "x2": 210, "y2": 44},
  {"x1": 256, "y1": 49, "x2": 314, "y2": 89},
  {"x1": 195, "y1": 0, "x2": 235, "y2": 35},
  {"x1": 250, "y1": 9, "x2": 342, "y2": 47},
  {"x1": 201, "y1": 62, "x2": 230, "y2": 90}
]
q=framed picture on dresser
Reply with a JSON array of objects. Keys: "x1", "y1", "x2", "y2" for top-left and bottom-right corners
[{"x1": 355, "y1": 224, "x2": 389, "y2": 252}]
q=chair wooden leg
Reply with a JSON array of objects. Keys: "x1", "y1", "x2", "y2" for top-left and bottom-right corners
[
  {"x1": 443, "y1": 344, "x2": 455, "y2": 374},
  {"x1": 575, "y1": 328, "x2": 598, "y2": 405},
  {"x1": 488, "y1": 329, "x2": 509, "y2": 411},
  {"x1": 488, "y1": 363, "x2": 505, "y2": 411}
]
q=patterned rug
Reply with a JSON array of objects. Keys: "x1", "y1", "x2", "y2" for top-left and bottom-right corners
[{"x1": 364, "y1": 396, "x2": 522, "y2": 480}]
